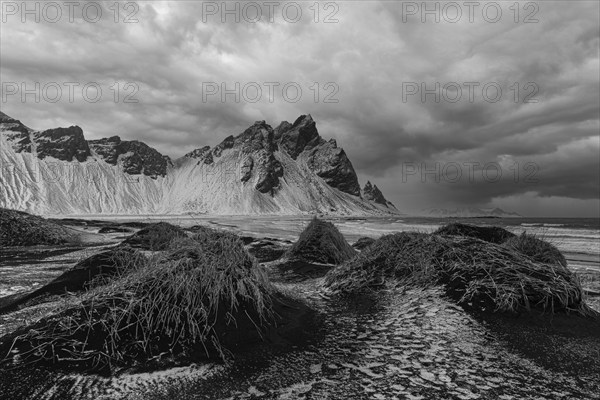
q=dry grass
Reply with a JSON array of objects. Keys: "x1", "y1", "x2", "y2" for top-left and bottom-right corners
[
  {"x1": 434, "y1": 237, "x2": 587, "y2": 314},
  {"x1": 124, "y1": 222, "x2": 187, "y2": 250},
  {"x1": 434, "y1": 222, "x2": 516, "y2": 244},
  {"x1": 0, "y1": 208, "x2": 74, "y2": 246},
  {"x1": 286, "y1": 217, "x2": 356, "y2": 264},
  {"x1": 501, "y1": 232, "x2": 567, "y2": 269},
  {"x1": 325, "y1": 232, "x2": 444, "y2": 292},
  {"x1": 352, "y1": 237, "x2": 376, "y2": 251},
  {"x1": 325, "y1": 232, "x2": 592, "y2": 316},
  {"x1": 1, "y1": 229, "x2": 275, "y2": 372}
]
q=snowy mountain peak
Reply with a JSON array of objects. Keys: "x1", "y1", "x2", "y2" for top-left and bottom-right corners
[
  {"x1": 0, "y1": 112, "x2": 34, "y2": 153},
  {"x1": 88, "y1": 137, "x2": 171, "y2": 178},
  {"x1": 181, "y1": 116, "x2": 362, "y2": 197},
  {"x1": 278, "y1": 114, "x2": 320, "y2": 159},
  {"x1": 0, "y1": 112, "x2": 171, "y2": 178},
  {"x1": 34, "y1": 126, "x2": 90, "y2": 162},
  {"x1": 0, "y1": 112, "x2": 398, "y2": 215}
]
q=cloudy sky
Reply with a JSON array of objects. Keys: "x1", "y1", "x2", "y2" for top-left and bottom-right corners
[{"x1": 1, "y1": 1, "x2": 599, "y2": 216}]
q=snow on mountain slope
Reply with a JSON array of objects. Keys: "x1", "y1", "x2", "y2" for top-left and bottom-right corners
[
  {"x1": 1, "y1": 135, "x2": 166, "y2": 214},
  {"x1": 162, "y1": 149, "x2": 383, "y2": 215},
  {"x1": 0, "y1": 112, "x2": 398, "y2": 216}
]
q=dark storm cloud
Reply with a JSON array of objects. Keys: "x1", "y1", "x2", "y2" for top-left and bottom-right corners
[{"x1": 1, "y1": 0, "x2": 598, "y2": 215}]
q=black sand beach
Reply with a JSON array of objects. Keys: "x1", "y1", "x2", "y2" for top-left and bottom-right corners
[{"x1": 1, "y1": 216, "x2": 599, "y2": 399}]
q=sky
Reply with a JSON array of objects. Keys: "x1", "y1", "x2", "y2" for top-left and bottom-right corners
[{"x1": 1, "y1": 0, "x2": 599, "y2": 217}]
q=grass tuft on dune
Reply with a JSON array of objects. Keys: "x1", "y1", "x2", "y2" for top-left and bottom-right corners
[
  {"x1": 326, "y1": 226, "x2": 592, "y2": 316},
  {"x1": 501, "y1": 232, "x2": 567, "y2": 268},
  {"x1": 1, "y1": 228, "x2": 275, "y2": 372},
  {"x1": 352, "y1": 237, "x2": 376, "y2": 250},
  {"x1": 0, "y1": 208, "x2": 74, "y2": 246},
  {"x1": 434, "y1": 237, "x2": 586, "y2": 314},
  {"x1": 285, "y1": 217, "x2": 356, "y2": 264},
  {"x1": 325, "y1": 232, "x2": 443, "y2": 292},
  {"x1": 434, "y1": 222, "x2": 516, "y2": 244},
  {"x1": 124, "y1": 222, "x2": 187, "y2": 250}
]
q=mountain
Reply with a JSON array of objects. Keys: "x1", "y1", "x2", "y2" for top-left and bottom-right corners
[
  {"x1": 0, "y1": 111, "x2": 398, "y2": 216},
  {"x1": 420, "y1": 207, "x2": 522, "y2": 218},
  {"x1": 362, "y1": 181, "x2": 396, "y2": 209}
]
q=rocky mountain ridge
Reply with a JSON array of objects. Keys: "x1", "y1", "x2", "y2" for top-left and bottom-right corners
[
  {"x1": 0, "y1": 111, "x2": 397, "y2": 215},
  {"x1": 88, "y1": 136, "x2": 172, "y2": 178},
  {"x1": 363, "y1": 181, "x2": 396, "y2": 208},
  {"x1": 184, "y1": 115, "x2": 361, "y2": 197}
]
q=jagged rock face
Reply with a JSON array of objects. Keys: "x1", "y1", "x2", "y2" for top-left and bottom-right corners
[
  {"x1": 236, "y1": 121, "x2": 283, "y2": 193},
  {"x1": 0, "y1": 113, "x2": 92, "y2": 162},
  {"x1": 235, "y1": 121, "x2": 272, "y2": 152},
  {"x1": 34, "y1": 126, "x2": 91, "y2": 162},
  {"x1": 118, "y1": 141, "x2": 170, "y2": 178},
  {"x1": 185, "y1": 145, "x2": 212, "y2": 165},
  {"x1": 88, "y1": 136, "x2": 121, "y2": 164},
  {"x1": 185, "y1": 121, "x2": 285, "y2": 193},
  {"x1": 277, "y1": 115, "x2": 322, "y2": 159},
  {"x1": 273, "y1": 121, "x2": 292, "y2": 142},
  {"x1": 0, "y1": 112, "x2": 11, "y2": 122},
  {"x1": 363, "y1": 181, "x2": 394, "y2": 208},
  {"x1": 275, "y1": 115, "x2": 361, "y2": 196},
  {"x1": 254, "y1": 149, "x2": 284, "y2": 194},
  {"x1": 185, "y1": 134, "x2": 235, "y2": 166},
  {"x1": 213, "y1": 135, "x2": 235, "y2": 156},
  {"x1": 203, "y1": 152, "x2": 214, "y2": 165},
  {"x1": 0, "y1": 113, "x2": 171, "y2": 178},
  {"x1": 89, "y1": 137, "x2": 170, "y2": 178},
  {"x1": 185, "y1": 115, "x2": 363, "y2": 197},
  {"x1": 240, "y1": 156, "x2": 253, "y2": 182},
  {"x1": 185, "y1": 145, "x2": 210, "y2": 159},
  {"x1": 306, "y1": 139, "x2": 361, "y2": 196},
  {"x1": 0, "y1": 112, "x2": 32, "y2": 153}
]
